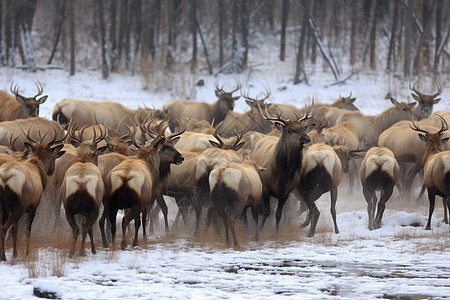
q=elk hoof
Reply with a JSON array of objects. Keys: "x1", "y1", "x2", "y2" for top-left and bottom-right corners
[
  {"x1": 307, "y1": 231, "x2": 315, "y2": 238},
  {"x1": 91, "y1": 248, "x2": 97, "y2": 255},
  {"x1": 69, "y1": 250, "x2": 74, "y2": 258},
  {"x1": 121, "y1": 241, "x2": 127, "y2": 250},
  {"x1": 1, "y1": 253, "x2": 6, "y2": 261}
]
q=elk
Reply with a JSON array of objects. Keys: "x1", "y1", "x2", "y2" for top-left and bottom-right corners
[
  {"x1": 0, "y1": 82, "x2": 48, "y2": 122},
  {"x1": 218, "y1": 88, "x2": 274, "y2": 138},
  {"x1": 60, "y1": 124, "x2": 108, "y2": 257},
  {"x1": 52, "y1": 98, "x2": 160, "y2": 135},
  {"x1": 272, "y1": 93, "x2": 358, "y2": 121},
  {"x1": 296, "y1": 143, "x2": 342, "y2": 237},
  {"x1": 163, "y1": 80, "x2": 241, "y2": 132},
  {"x1": 0, "y1": 117, "x2": 66, "y2": 152},
  {"x1": 336, "y1": 98, "x2": 422, "y2": 147},
  {"x1": 249, "y1": 104, "x2": 315, "y2": 230},
  {"x1": 360, "y1": 147, "x2": 399, "y2": 230},
  {"x1": 102, "y1": 123, "x2": 183, "y2": 249},
  {"x1": 410, "y1": 81, "x2": 442, "y2": 119},
  {"x1": 379, "y1": 119, "x2": 450, "y2": 201},
  {"x1": 208, "y1": 161, "x2": 263, "y2": 247},
  {"x1": 0, "y1": 128, "x2": 65, "y2": 261},
  {"x1": 410, "y1": 116, "x2": 450, "y2": 230}
]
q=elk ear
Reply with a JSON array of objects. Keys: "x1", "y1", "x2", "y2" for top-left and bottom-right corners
[
  {"x1": 233, "y1": 142, "x2": 245, "y2": 151},
  {"x1": 255, "y1": 165, "x2": 266, "y2": 174},
  {"x1": 52, "y1": 144, "x2": 65, "y2": 158},
  {"x1": 96, "y1": 145, "x2": 108, "y2": 155},
  {"x1": 434, "y1": 98, "x2": 441, "y2": 104},
  {"x1": 275, "y1": 122, "x2": 284, "y2": 131},
  {"x1": 350, "y1": 98, "x2": 356, "y2": 103},
  {"x1": 304, "y1": 123, "x2": 316, "y2": 133},
  {"x1": 209, "y1": 140, "x2": 221, "y2": 148},
  {"x1": 215, "y1": 90, "x2": 221, "y2": 98},
  {"x1": 418, "y1": 133, "x2": 427, "y2": 142},
  {"x1": 411, "y1": 93, "x2": 420, "y2": 101},
  {"x1": 37, "y1": 95, "x2": 48, "y2": 104},
  {"x1": 245, "y1": 99, "x2": 253, "y2": 107},
  {"x1": 442, "y1": 137, "x2": 449, "y2": 144},
  {"x1": 408, "y1": 102, "x2": 417, "y2": 108},
  {"x1": 70, "y1": 140, "x2": 81, "y2": 148},
  {"x1": 233, "y1": 96, "x2": 241, "y2": 101},
  {"x1": 390, "y1": 97, "x2": 399, "y2": 106},
  {"x1": 171, "y1": 136, "x2": 180, "y2": 145},
  {"x1": 24, "y1": 142, "x2": 35, "y2": 152},
  {"x1": 15, "y1": 95, "x2": 26, "y2": 105}
]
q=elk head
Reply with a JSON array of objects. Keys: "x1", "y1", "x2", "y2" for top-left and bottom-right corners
[
  {"x1": 214, "y1": 80, "x2": 242, "y2": 111},
  {"x1": 20, "y1": 124, "x2": 66, "y2": 175},
  {"x1": 257, "y1": 102, "x2": 316, "y2": 148},
  {"x1": 10, "y1": 81, "x2": 48, "y2": 118},
  {"x1": 410, "y1": 81, "x2": 442, "y2": 118},
  {"x1": 337, "y1": 92, "x2": 359, "y2": 111},
  {"x1": 242, "y1": 86, "x2": 272, "y2": 112},
  {"x1": 390, "y1": 97, "x2": 423, "y2": 121},
  {"x1": 68, "y1": 121, "x2": 108, "y2": 165},
  {"x1": 410, "y1": 114, "x2": 449, "y2": 151}
]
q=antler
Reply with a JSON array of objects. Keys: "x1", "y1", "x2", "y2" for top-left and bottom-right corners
[
  {"x1": 240, "y1": 86, "x2": 271, "y2": 103},
  {"x1": 210, "y1": 119, "x2": 225, "y2": 148},
  {"x1": 168, "y1": 119, "x2": 187, "y2": 140},
  {"x1": 10, "y1": 81, "x2": 25, "y2": 99},
  {"x1": 432, "y1": 80, "x2": 443, "y2": 98},
  {"x1": 214, "y1": 79, "x2": 242, "y2": 95},
  {"x1": 230, "y1": 79, "x2": 242, "y2": 94},
  {"x1": 256, "y1": 102, "x2": 289, "y2": 125},
  {"x1": 409, "y1": 82, "x2": 425, "y2": 98},
  {"x1": 34, "y1": 81, "x2": 44, "y2": 97}
]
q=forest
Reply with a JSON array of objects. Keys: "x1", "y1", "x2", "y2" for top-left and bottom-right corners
[{"x1": 0, "y1": 0, "x2": 449, "y2": 83}]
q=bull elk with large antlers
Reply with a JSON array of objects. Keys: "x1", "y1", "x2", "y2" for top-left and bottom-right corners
[
  {"x1": 60, "y1": 123, "x2": 108, "y2": 257},
  {"x1": 0, "y1": 82, "x2": 48, "y2": 121},
  {"x1": 163, "y1": 80, "x2": 241, "y2": 132},
  {"x1": 249, "y1": 103, "x2": 315, "y2": 230},
  {"x1": 410, "y1": 115, "x2": 450, "y2": 230},
  {"x1": 410, "y1": 81, "x2": 442, "y2": 119},
  {"x1": 0, "y1": 127, "x2": 65, "y2": 261}
]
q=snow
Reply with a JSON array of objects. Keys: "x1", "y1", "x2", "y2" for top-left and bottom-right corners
[{"x1": 0, "y1": 62, "x2": 450, "y2": 299}]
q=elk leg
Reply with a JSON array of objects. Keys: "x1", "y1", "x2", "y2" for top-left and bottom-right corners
[
  {"x1": 65, "y1": 210, "x2": 79, "y2": 258},
  {"x1": 330, "y1": 186, "x2": 339, "y2": 234},
  {"x1": 229, "y1": 219, "x2": 239, "y2": 248},
  {"x1": 300, "y1": 193, "x2": 320, "y2": 237},
  {"x1": 251, "y1": 204, "x2": 259, "y2": 242},
  {"x1": 99, "y1": 205, "x2": 109, "y2": 248},
  {"x1": 156, "y1": 194, "x2": 170, "y2": 233},
  {"x1": 88, "y1": 227, "x2": 96, "y2": 255},
  {"x1": 141, "y1": 201, "x2": 152, "y2": 243},
  {"x1": 25, "y1": 207, "x2": 37, "y2": 256},
  {"x1": 275, "y1": 196, "x2": 288, "y2": 231},
  {"x1": 81, "y1": 211, "x2": 98, "y2": 256},
  {"x1": 446, "y1": 197, "x2": 450, "y2": 225},
  {"x1": 363, "y1": 186, "x2": 375, "y2": 230},
  {"x1": 374, "y1": 185, "x2": 394, "y2": 229},
  {"x1": 132, "y1": 215, "x2": 141, "y2": 248},
  {"x1": 223, "y1": 217, "x2": 230, "y2": 246},
  {"x1": 122, "y1": 206, "x2": 141, "y2": 250},
  {"x1": 11, "y1": 223, "x2": 18, "y2": 258},
  {"x1": 442, "y1": 197, "x2": 448, "y2": 224},
  {"x1": 425, "y1": 189, "x2": 436, "y2": 230},
  {"x1": 258, "y1": 193, "x2": 271, "y2": 232},
  {"x1": 0, "y1": 208, "x2": 22, "y2": 261},
  {"x1": 108, "y1": 207, "x2": 118, "y2": 247}
]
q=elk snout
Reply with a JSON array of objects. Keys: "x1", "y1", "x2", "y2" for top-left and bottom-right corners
[
  {"x1": 302, "y1": 135, "x2": 311, "y2": 145},
  {"x1": 174, "y1": 154, "x2": 184, "y2": 165}
]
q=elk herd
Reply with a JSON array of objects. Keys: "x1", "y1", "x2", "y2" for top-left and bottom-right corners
[{"x1": 0, "y1": 79, "x2": 448, "y2": 261}]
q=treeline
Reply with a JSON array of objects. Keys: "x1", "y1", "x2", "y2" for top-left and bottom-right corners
[{"x1": 0, "y1": 0, "x2": 449, "y2": 82}]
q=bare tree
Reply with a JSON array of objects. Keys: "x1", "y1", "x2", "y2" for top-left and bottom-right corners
[
  {"x1": 294, "y1": 0, "x2": 310, "y2": 84},
  {"x1": 98, "y1": 0, "x2": 110, "y2": 79},
  {"x1": 350, "y1": 0, "x2": 358, "y2": 66},
  {"x1": 191, "y1": 0, "x2": 197, "y2": 73},
  {"x1": 280, "y1": 0, "x2": 289, "y2": 61},
  {"x1": 110, "y1": 0, "x2": 119, "y2": 71},
  {"x1": 47, "y1": 0, "x2": 68, "y2": 65},
  {"x1": 434, "y1": 0, "x2": 442, "y2": 72},
  {"x1": 386, "y1": 0, "x2": 400, "y2": 73},
  {"x1": 403, "y1": 0, "x2": 416, "y2": 78},
  {"x1": 69, "y1": 0, "x2": 75, "y2": 75}
]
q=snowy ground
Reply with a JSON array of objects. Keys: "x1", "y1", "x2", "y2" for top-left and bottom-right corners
[{"x1": 0, "y1": 64, "x2": 450, "y2": 299}]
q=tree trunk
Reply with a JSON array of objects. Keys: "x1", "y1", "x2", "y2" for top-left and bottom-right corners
[
  {"x1": 403, "y1": 0, "x2": 416, "y2": 78},
  {"x1": 218, "y1": 0, "x2": 224, "y2": 67},
  {"x1": 166, "y1": 0, "x2": 175, "y2": 68},
  {"x1": 48, "y1": 0, "x2": 68, "y2": 65},
  {"x1": 294, "y1": 0, "x2": 310, "y2": 84},
  {"x1": 191, "y1": 0, "x2": 197, "y2": 73},
  {"x1": 231, "y1": 0, "x2": 249, "y2": 73},
  {"x1": 118, "y1": 0, "x2": 129, "y2": 65},
  {"x1": 369, "y1": 0, "x2": 380, "y2": 70},
  {"x1": 350, "y1": 0, "x2": 357, "y2": 66},
  {"x1": 413, "y1": 0, "x2": 434, "y2": 75},
  {"x1": 98, "y1": 0, "x2": 110, "y2": 79},
  {"x1": 5, "y1": 0, "x2": 14, "y2": 66},
  {"x1": 69, "y1": 0, "x2": 75, "y2": 75},
  {"x1": 280, "y1": 0, "x2": 289, "y2": 61},
  {"x1": 434, "y1": 0, "x2": 442, "y2": 72},
  {"x1": 0, "y1": 0, "x2": 4, "y2": 66},
  {"x1": 386, "y1": 0, "x2": 399, "y2": 73},
  {"x1": 110, "y1": 0, "x2": 119, "y2": 71},
  {"x1": 132, "y1": 0, "x2": 142, "y2": 75}
]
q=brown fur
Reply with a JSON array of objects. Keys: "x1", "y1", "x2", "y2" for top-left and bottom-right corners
[
  {"x1": 0, "y1": 139, "x2": 65, "y2": 261},
  {"x1": 0, "y1": 84, "x2": 48, "y2": 121},
  {"x1": 297, "y1": 143, "x2": 342, "y2": 237},
  {"x1": 360, "y1": 147, "x2": 399, "y2": 230}
]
